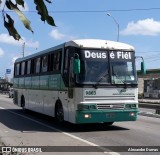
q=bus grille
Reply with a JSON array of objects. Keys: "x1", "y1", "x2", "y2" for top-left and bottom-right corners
[{"x1": 97, "y1": 103, "x2": 125, "y2": 110}]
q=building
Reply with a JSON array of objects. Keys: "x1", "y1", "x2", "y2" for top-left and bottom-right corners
[
  {"x1": 0, "y1": 78, "x2": 13, "y2": 93},
  {"x1": 138, "y1": 68, "x2": 160, "y2": 98}
]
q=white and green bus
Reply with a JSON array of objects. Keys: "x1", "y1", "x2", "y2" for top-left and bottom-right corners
[{"x1": 13, "y1": 39, "x2": 145, "y2": 125}]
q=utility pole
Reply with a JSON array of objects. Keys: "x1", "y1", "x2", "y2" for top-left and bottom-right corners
[{"x1": 22, "y1": 42, "x2": 25, "y2": 57}]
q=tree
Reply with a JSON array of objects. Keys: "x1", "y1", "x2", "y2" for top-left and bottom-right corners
[{"x1": 0, "y1": 0, "x2": 56, "y2": 40}]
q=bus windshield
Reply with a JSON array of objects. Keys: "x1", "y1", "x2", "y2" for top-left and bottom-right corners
[
  {"x1": 77, "y1": 60, "x2": 109, "y2": 84},
  {"x1": 76, "y1": 49, "x2": 137, "y2": 85},
  {"x1": 111, "y1": 61, "x2": 137, "y2": 84}
]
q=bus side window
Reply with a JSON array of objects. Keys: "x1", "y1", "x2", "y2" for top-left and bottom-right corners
[
  {"x1": 42, "y1": 55, "x2": 48, "y2": 72},
  {"x1": 14, "y1": 64, "x2": 16, "y2": 76},
  {"x1": 19, "y1": 63, "x2": 21, "y2": 76},
  {"x1": 27, "y1": 60, "x2": 31, "y2": 75},
  {"x1": 14, "y1": 65, "x2": 16, "y2": 76},
  {"x1": 25, "y1": 61, "x2": 27, "y2": 75},
  {"x1": 21, "y1": 62, "x2": 25, "y2": 75},
  {"x1": 62, "y1": 49, "x2": 69, "y2": 86},
  {"x1": 35, "y1": 57, "x2": 41, "y2": 73},
  {"x1": 15, "y1": 63, "x2": 20, "y2": 76},
  {"x1": 31, "y1": 59, "x2": 34, "y2": 74},
  {"x1": 52, "y1": 51, "x2": 61, "y2": 71},
  {"x1": 64, "y1": 49, "x2": 69, "y2": 74}
]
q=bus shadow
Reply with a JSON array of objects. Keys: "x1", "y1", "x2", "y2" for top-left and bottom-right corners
[
  {"x1": 0, "y1": 109, "x2": 56, "y2": 132},
  {"x1": 0, "y1": 109, "x2": 129, "y2": 133},
  {"x1": 62, "y1": 123, "x2": 129, "y2": 133}
]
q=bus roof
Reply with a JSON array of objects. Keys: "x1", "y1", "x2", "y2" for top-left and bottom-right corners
[
  {"x1": 65, "y1": 39, "x2": 134, "y2": 51},
  {"x1": 15, "y1": 39, "x2": 134, "y2": 63}
]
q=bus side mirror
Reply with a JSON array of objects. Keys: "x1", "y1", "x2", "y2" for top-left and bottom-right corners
[
  {"x1": 141, "y1": 61, "x2": 146, "y2": 75},
  {"x1": 74, "y1": 59, "x2": 81, "y2": 74}
]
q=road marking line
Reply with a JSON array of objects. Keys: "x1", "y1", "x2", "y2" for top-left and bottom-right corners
[{"x1": 0, "y1": 106, "x2": 120, "y2": 155}]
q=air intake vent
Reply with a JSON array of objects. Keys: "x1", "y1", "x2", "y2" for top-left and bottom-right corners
[{"x1": 97, "y1": 103, "x2": 125, "y2": 110}]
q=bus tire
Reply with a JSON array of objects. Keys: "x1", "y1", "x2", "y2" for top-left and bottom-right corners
[
  {"x1": 21, "y1": 96, "x2": 26, "y2": 112},
  {"x1": 104, "y1": 122, "x2": 114, "y2": 126},
  {"x1": 55, "y1": 101, "x2": 64, "y2": 123}
]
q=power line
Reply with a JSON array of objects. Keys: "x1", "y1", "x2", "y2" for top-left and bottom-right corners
[
  {"x1": 136, "y1": 53, "x2": 160, "y2": 61},
  {"x1": 138, "y1": 51, "x2": 160, "y2": 53},
  {"x1": 108, "y1": 8, "x2": 160, "y2": 12},
  {"x1": 1, "y1": 7, "x2": 160, "y2": 13},
  {"x1": 146, "y1": 58, "x2": 160, "y2": 62},
  {"x1": 137, "y1": 52, "x2": 160, "y2": 61},
  {"x1": 41, "y1": 8, "x2": 160, "y2": 13}
]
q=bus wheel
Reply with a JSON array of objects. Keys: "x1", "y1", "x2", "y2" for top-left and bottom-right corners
[
  {"x1": 104, "y1": 122, "x2": 114, "y2": 126},
  {"x1": 55, "y1": 102, "x2": 64, "y2": 123},
  {"x1": 21, "y1": 96, "x2": 25, "y2": 112}
]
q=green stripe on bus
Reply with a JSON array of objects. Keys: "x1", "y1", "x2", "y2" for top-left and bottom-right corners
[
  {"x1": 13, "y1": 74, "x2": 66, "y2": 90},
  {"x1": 76, "y1": 110, "x2": 138, "y2": 124}
]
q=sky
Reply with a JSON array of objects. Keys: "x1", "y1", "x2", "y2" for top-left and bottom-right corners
[{"x1": 1, "y1": 0, "x2": 160, "y2": 78}]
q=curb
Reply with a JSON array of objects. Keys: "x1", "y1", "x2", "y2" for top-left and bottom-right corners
[
  {"x1": 138, "y1": 99, "x2": 160, "y2": 104},
  {"x1": 138, "y1": 111, "x2": 160, "y2": 118}
]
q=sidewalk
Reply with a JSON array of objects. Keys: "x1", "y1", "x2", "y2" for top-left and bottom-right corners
[
  {"x1": 138, "y1": 98, "x2": 160, "y2": 104},
  {"x1": 138, "y1": 98, "x2": 160, "y2": 118}
]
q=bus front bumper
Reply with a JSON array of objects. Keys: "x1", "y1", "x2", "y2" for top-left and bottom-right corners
[{"x1": 76, "y1": 109, "x2": 138, "y2": 124}]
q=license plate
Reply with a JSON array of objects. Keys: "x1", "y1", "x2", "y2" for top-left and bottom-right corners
[{"x1": 106, "y1": 113, "x2": 115, "y2": 118}]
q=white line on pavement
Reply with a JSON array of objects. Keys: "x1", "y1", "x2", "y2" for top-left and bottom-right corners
[{"x1": 0, "y1": 106, "x2": 120, "y2": 155}]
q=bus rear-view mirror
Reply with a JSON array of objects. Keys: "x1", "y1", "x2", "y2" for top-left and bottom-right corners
[
  {"x1": 141, "y1": 61, "x2": 146, "y2": 75},
  {"x1": 74, "y1": 59, "x2": 81, "y2": 74}
]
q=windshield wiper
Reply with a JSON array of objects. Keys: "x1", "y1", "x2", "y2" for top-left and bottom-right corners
[
  {"x1": 92, "y1": 72, "x2": 109, "y2": 89},
  {"x1": 98, "y1": 72, "x2": 109, "y2": 83}
]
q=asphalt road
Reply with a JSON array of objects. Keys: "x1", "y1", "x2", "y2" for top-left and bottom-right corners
[{"x1": 0, "y1": 94, "x2": 160, "y2": 155}]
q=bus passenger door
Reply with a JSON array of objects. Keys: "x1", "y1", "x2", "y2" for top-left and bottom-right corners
[
  {"x1": 62, "y1": 48, "x2": 75, "y2": 123},
  {"x1": 67, "y1": 56, "x2": 76, "y2": 123},
  {"x1": 68, "y1": 57, "x2": 74, "y2": 98}
]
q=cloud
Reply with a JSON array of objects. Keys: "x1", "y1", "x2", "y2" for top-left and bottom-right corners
[
  {"x1": 7, "y1": 56, "x2": 19, "y2": 69},
  {"x1": 11, "y1": 56, "x2": 19, "y2": 67},
  {"x1": 49, "y1": 29, "x2": 77, "y2": 41},
  {"x1": 0, "y1": 34, "x2": 39, "y2": 48},
  {"x1": 50, "y1": 29, "x2": 65, "y2": 40},
  {"x1": 12, "y1": 56, "x2": 19, "y2": 63},
  {"x1": 24, "y1": 39, "x2": 39, "y2": 48},
  {"x1": 0, "y1": 48, "x2": 4, "y2": 57},
  {"x1": 121, "y1": 18, "x2": 160, "y2": 36}
]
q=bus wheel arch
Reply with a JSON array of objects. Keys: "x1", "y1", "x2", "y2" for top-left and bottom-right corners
[{"x1": 55, "y1": 100, "x2": 64, "y2": 123}]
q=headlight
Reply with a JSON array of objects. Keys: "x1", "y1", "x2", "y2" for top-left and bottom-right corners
[
  {"x1": 131, "y1": 104, "x2": 137, "y2": 108},
  {"x1": 77, "y1": 104, "x2": 97, "y2": 110},
  {"x1": 78, "y1": 104, "x2": 89, "y2": 110},
  {"x1": 125, "y1": 104, "x2": 131, "y2": 109},
  {"x1": 125, "y1": 104, "x2": 137, "y2": 109},
  {"x1": 89, "y1": 105, "x2": 97, "y2": 110}
]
